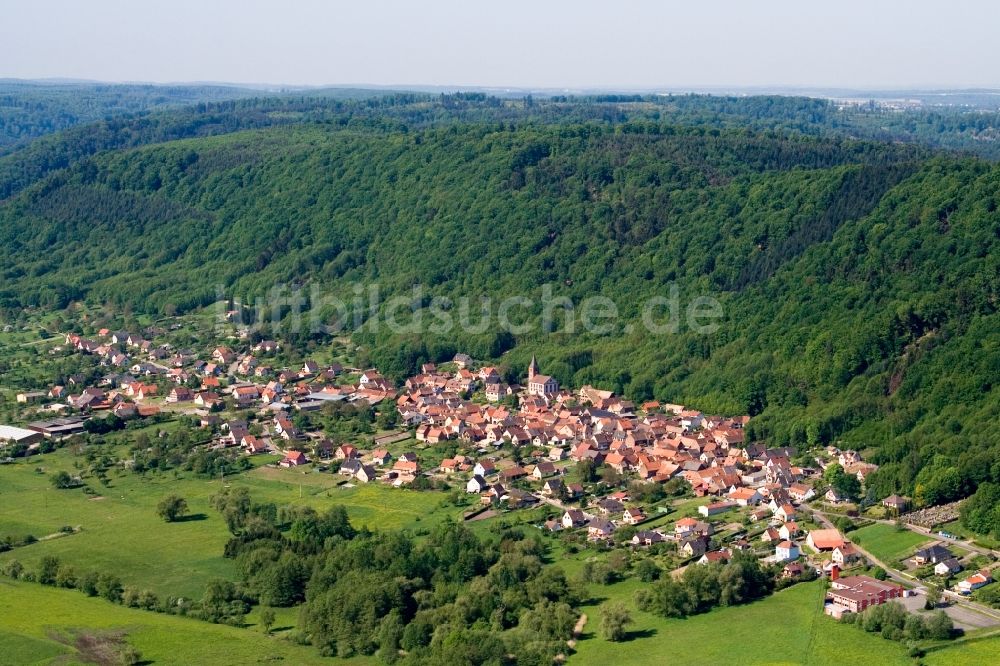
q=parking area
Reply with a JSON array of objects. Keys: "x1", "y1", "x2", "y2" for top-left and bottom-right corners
[{"x1": 897, "y1": 590, "x2": 1000, "y2": 631}]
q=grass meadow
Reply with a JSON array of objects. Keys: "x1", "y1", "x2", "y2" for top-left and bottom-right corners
[
  {"x1": 0, "y1": 578, "x2": 372, "y2": 665},
  {"x1": 851, "y1": 523, "x2": 933, "y2": 563},
  {"x1": 571, "y1": 579, "x2": 910, "y2": 665},
  {"x1": 0, "y1": 447, "x2": 463, "y2": 598}
]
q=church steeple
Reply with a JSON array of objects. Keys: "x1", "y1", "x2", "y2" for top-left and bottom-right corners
[{"x1": 528, "y1": 355, "x2": 539, "y2": 381}]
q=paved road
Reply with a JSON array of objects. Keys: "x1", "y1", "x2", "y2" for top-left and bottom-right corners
[
  {"x1": 813, "y1": 507, "x2": 1000, "y2": 581},
  {"x1": 845, "y1": 510, "x2": 1000, "y2": 559},
  {"x1": 902, "y1": 523, "x2": 999, "y2": 559},
  {"x1": 808, "y1": 507, "x2": 918, "y2": 589},
  {"x1": 806, "y1": 506, "x2": 1000, "y2": 623}
]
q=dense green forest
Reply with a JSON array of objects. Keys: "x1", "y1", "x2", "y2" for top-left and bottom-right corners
[
  {"x1": 0, "y1": 81, "x2": 268, "y2": 152},
  {"x1": 1, "y1": 96, "x2": 999, "y2": 507}
]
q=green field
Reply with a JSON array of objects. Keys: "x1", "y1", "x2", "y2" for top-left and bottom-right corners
[
  {"x1": 0, "y1": 448, "x2": 462, "y2": 598},
  {"x1": 0, "y1": 578, "x2": 371, "y2": 665},
  {"x1": 851, "y1": 523, "x2": 933, "y2": 563},
  {"x1": 570, "y1": 579, "x2": 911, "y2": 665},
  {"x1": 923, "y1": 630, "x2": 1000, "y2": 666}
]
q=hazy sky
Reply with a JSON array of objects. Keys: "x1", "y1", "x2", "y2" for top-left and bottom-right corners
[{"x1": 2, "y1": 0, "x2": 997, "y2": 89}]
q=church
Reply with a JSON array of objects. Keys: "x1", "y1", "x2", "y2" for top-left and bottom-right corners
[{"x1": 526, "y1": 356, "x2": 559, "y2": 397}]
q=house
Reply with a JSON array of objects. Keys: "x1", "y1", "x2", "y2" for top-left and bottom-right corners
[
  {"x1": 774, "y1": 503, "x2": 797, "y2": 522},
  {"x1": 221, "y1": 420, "x2": 249, "y2": 447},
  {"x1": 788, "y1": 482, "x2": 816, "y2": 502},
  {"x1": 832, "y1": 543, "x2": 861, "y2": 566},
  {"x1": 392, "y1": 459, "x2": 420, "y2": 479},
  {"x1": 355, "y1": 465, "x2": 378, "y2": 484},
  {"x1": 452, "y1": 353, "x2": 472, "y2": 368},
  {"x1": 339, "y1": 460, "x2": 362, "y2": 476},
  {"x1": 506, "y1": 488, "x2": 539, "y2": 509},
  {"x1": 279, "y1": 451, "x2": 308, "y2": 467},
  {"x1": 499, "y1": 466, "x2": 527, "y2": 483},
  {"x1": 562, "y1": 509, "x2": 587, "y2": 529},
  {"x1": 112, "y1": 402, "x2": 138, "y2": 420},
  {"x1": 631, "y1": 530, "x2": 666, "y2": 547},
  {"x1": 485, "y1": 382, "x2": 512, "y2": 403},
  {"x1": 935, "y1": 558, "x2": 963, "y2": 576},
  {"x1": 313, "y1": 440, "x2": 334, "y2": 460},
  {"x1": 194, "y1": 391, "x2": 222, "y2": 410},
  {"x1": 467, "y1": 475, "x2": 488, "y2": 494},
  {"x1": 698, "y1": 550, "x2": 732, "y2": 565},
  {"x1": 212, "y1": 347, "x2": 235, "y2": 364},
  {"x1": 807, "y1": 529, "x2": 845, "y2": 551},
  {"x1": 778, "y1": 522, "x2": 801, "y2": 540},
  {"x1": 16, "y1": 391, "x2": 47, "y2": 404},
  {"x1": 782, "y1": 562, "x2": 805, "y2": 579},
  {"x1": 727, "y1": 487, "x2": 762, "y2": 506},
  {"x1": 253, "y1": 340, "x2": 281, "y2": 354},
  {"x1": 587, "y1": 518, "x2": 615, "y2": 540},
  {"x1": 911, "y1": 543, "x2": 954, "y2": 566},
  {"x1": 128, "y1": 383, "x2": 159, "y2": 400},
  {"x1": 761, "y1": 527, "x2": 781, "y2": 543},
  {"x1": 241, "y1": 435, "x2": 269, "y2": 455},
  {"x1": 596, "y1": 498, "x2": 625, "y2": 515},
  {"x1": 675, "y1": 517, "x2": 699, "y2": 537},
  {"x1": 440, "y1": 457, "x2": 462, "y2": 474},
  {"x1": 532, "y1": 461, "x2": 556, "y2": 479},
  {"x1": 680, "y1": 536, "x2": 709, "y2": 558},
  {"x1": 958, "y1": 570, "x2": 993, "y2": 594},
  {"x1": 166, "y1": 387, "x2": 194, "y2": 403},
  {"x1": 274, "y1": 417, "x2": 302, "y2": 441},
  {"x1": 335, "y1": 444, "x2": 358, "y2": 460},
  {"x1": 473, "y1": 460, "x2": 496, "y2": 477},
  {"x1": 699, "y1": 500, "x2": 737, "y2": 517},
  {"x1": 233, "y1": 385, "x2": 260, "y2": 405},
  {"x1": 370, "y1": 449, "x2": 392, "y2": 466},
  {"x1": 541, "y1": 478, "x2": 565, "y2": 497},
  {"x1": 622, "y1": 507, "x2": 646, "y2": 525},
  {"x1": 882, "y1": 494, "x2": 909, "y2": 513},
  {"x1": 825, "y1": 487, "x2": 849, "y2": 504}
]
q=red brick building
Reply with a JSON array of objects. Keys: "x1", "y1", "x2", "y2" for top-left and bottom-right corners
[{"x1": 827, "y1": 574, "x2": 904, "y2": 614}]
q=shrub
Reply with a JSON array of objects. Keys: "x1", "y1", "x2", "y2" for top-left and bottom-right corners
[{"x1": 600, "y1": 602, "x2": 632, "y2": 642}]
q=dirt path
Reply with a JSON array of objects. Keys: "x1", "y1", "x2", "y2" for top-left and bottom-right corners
[{"x1": 567, "y1": 612, "x2": 587, "y2": 648}]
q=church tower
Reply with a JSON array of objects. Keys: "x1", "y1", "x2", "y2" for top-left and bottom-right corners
[{"x1": 528, "y1": 355, "x2": 539, "y2": 382}]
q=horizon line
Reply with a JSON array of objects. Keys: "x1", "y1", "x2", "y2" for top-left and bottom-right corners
[{"x1": 3, "y1": 77, "x2": 1000, "y2": 96}]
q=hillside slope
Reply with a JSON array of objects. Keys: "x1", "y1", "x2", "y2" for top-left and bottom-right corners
[
  {"x1": 0, "y1": 114, "x2": 998, "y2": 502},
  {"x1": 0, "y1": 81, "x2": 265, "y2": 152}
]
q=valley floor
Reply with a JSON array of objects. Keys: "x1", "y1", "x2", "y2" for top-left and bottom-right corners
[
  {"x1": 0, "y1": 578, "x2": 371, "y2": 665},
  {"x1": 5, "y1": 575, "x2": 998, "y2": 665}
]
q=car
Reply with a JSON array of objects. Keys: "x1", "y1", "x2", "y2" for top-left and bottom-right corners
[{"x1": 938, "y1": 531, "x2": 956, "y2": 539}]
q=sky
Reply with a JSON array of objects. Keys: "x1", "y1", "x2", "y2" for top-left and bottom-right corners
[{"x1": 2, "y1": 0, "x2": 998, "y2": 90}]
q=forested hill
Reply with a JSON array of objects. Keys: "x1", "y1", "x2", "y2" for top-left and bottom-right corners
[
  {"x1": 1, "y1": 99, "x2": 999, "y2": 504},
  {"x1": 0, "y1": 81, "x2": 269, "y2": 152}
]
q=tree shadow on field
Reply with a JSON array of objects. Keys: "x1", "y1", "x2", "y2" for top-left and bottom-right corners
[
  {"x1": 579, "y1": 594, "x2": 609, "y2": 606},
  {"x1": 174, "y1": 513, "x2": 207, "y2": 522},
  {"x1": 620, "y1": 627, "x2": 658, "y2": 642}
]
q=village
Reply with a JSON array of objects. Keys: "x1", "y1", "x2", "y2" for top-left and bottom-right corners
[{"x1": 2, "y1": 323, "x2": 999, "y2": 634}]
